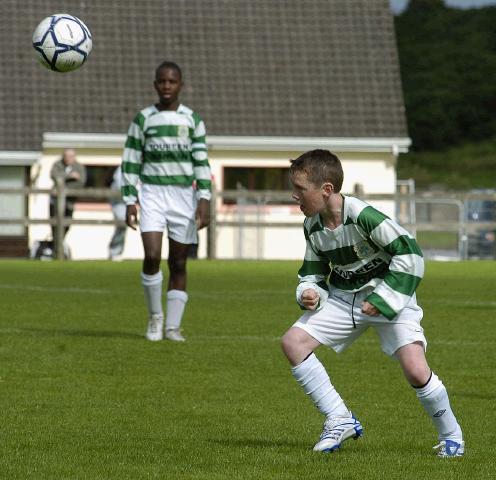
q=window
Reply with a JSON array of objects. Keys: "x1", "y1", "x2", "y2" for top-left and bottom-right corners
[
  {"x1": 222, "y1": 167, "x2": 292, "y2": 204},
  {"x1": 78, "y1": 165, "x2": 117, "y2": 203}
]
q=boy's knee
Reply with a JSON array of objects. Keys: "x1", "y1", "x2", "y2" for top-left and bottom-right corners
[
  {"x1": 281, "y1": 330, "x2": 294, "y2": 355},
  {"x1": 281, "y1": 328, "x2": 315, "y2": 366},
  {"x1": 406, "y1": 366, "x2": 432, "y2": 387},
  {"x1": 281, "y1": 328, "x2": 302, "y2": 351},
  {"x1": 168, "y1": 254, "x2": 187, "y2": 273},
  {"x1": 143, "y1": 251, "x2": 161, "y2": 272}
]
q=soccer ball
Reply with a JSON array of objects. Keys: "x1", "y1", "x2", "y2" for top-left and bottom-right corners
[{"x1": 32, "y1": 13, "x2": 92, "y2": 73}]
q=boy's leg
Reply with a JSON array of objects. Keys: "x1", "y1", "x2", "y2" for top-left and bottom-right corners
[
  {"x1": 163, "y1": 186, "x2": 198, "y2": 342},
  {"x1": 281, "y1": 320, "x2": 352, "y2": 417},
  {"x1": 165, "y1": 238, "x2": 190, "y2": 342},
  {"x1": 141, "y1": 232, "x2": 164, "y2": 341},
  {"x1": 374, "y1": 302, "x2": 463, "y2": 456},
  {"x1": 281, "y1": 326, "x2": 363, "y2": 452},
  {"x1": 396, "y1": 343, "x2": 464, "y2": 456}
]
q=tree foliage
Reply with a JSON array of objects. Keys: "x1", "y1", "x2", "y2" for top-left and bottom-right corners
[{"x1": 395, "y1": 1, "x2": 496, "y2": 151}]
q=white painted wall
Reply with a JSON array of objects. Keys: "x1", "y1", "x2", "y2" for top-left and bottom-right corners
[
  {"x1": 28, "y1": 143, "x2": 399, "y2": 260},
  {"x1": 0, "y1": 166, "x2": 26, "y2": 235}
]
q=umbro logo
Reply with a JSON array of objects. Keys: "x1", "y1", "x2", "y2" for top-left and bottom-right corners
[{"x1": 433, "y1": 409, "x2": 446, "y2": 417}]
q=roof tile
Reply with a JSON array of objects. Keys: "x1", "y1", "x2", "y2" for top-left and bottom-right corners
[{"x1": 0, "y1": 0, "x2": 407, "y2": 151}]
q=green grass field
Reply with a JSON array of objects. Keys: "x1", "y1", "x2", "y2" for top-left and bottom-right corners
[{"x1": 0, "y1": 260, "x2": 494, "y2": 479}]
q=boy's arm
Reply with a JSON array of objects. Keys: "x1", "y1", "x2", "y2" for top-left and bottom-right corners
[
  {"x1": 296, "y1": 226, "x2": 331, "y2": 311},
  {"x1": 191, "y1": 114, "x2": 211, "y2": 201},
  {"x1": 357, "y1": 206, "x2": 424, "y2": 320},
  {"x1": 121, "y1": 113, "x2": 144, "y2": 205}
]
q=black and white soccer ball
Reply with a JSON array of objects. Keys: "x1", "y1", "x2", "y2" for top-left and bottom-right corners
[{"x1": 32, "y1": 13, "x2": 92, "y2": 73}]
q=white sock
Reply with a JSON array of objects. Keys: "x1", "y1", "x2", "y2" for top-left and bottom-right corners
[
  {"x1": 291, "y1": 353, "x2": 349, "y2": 418},
  {"x1": 141, "y1": 271, "x2": 163, "y2": 317},
  {"x1": 166, "y1": 290, "x2": 188, "y2": 331},
  {"x1": 415, "y1": 372, "x2": 463, "y2": 441}
]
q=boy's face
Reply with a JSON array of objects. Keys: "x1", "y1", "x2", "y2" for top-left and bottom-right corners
[
  {"x1": 154, "y1": 67, "x2": 182, "y2": 108},
  {"x1": 291, "y1": 170, "x2": 325, "y2": 217}
]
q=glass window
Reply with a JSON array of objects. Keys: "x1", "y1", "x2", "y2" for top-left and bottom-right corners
[
  {"x1": 222, "y1": 167, "x2": 292, "y2": 204},
  {"x1": 78, "y1": 165, "x2": 117, "y2": 203}
]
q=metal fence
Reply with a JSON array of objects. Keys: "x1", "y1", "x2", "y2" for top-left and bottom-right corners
[{"x1": 1, "y1": 183, "x2": 495, "y2": 260}]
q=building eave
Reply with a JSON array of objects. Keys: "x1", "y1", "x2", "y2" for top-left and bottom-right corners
[
  {"x1": 0, "y1": 151, "x2": 40, "y2": 166},
  {"x1": 208, "y1": 136, "x2": 411, "y2": 154},
  {"x1": 42, "y1": 132, "x2": 411, "y2": 154}
]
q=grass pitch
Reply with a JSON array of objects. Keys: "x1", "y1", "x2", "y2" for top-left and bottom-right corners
[{"x1": 0, "y1": 260, "x2": 494, "y2": 479}]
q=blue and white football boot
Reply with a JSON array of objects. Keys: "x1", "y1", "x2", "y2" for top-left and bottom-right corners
[
  {"x1": 313, "y1": 412, "x2": 363, "y2": 452},
  {"x1": 433, "y1": 439, "x2": 465, "y2": 457}
]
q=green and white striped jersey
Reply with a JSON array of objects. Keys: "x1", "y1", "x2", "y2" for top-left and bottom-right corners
[
  {"x1": 298, "y1": 195, "x2": 424, "y2": 320},
  {"x1": 121, "y1": 104, "x2": 211, "y2": 204}
]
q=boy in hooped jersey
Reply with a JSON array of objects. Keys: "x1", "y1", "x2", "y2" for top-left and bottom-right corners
[
  {"x1": 121, "y1": 61, "x2": 211, "y2": 342},
  {"x1": 281, "y1": 150, "x2": 464, "y2": 457}
]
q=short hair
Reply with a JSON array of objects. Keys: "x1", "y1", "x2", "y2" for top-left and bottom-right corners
[
  {"x1": 290, "y1": 149, "x2": 343, "y2": 192},
  {"x1": 155, "y1": 61, "x2": 182, "y2": 80}
]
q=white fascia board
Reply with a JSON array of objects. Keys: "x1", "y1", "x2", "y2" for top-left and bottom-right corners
[
  {"x1": 43, "y1": 132, "x2": 126, "y2": 149},
  {"x1": 43, "y1": 132, "x2": 411, "y2": 154},
  {"x1": 208, "y1": 136, "x2": 411, "y2": 153},
  {"x1": 0, "y1": 151, "x2": 41, "y2": 166}
]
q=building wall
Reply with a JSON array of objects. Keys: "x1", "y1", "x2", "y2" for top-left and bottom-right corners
[
  {"x1": 0, "y1": 166, "x2": 26, "y2": 236},
  {"x1": 28, "y1": 145, "x2": 398, "y2": 260}
]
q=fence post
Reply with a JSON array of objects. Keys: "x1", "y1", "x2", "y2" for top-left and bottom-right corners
[
  {"x1": 55, "y1": 177, "x2": 66, "y2": 260},
  {"x1": 458, "y1": 197, "x2": 468, "y2": 260},
  {"x1": 236, "y1": 184, "x2": 248, "y2": 258},
  {"x1": 353, "y1": 183, "x2": 364, "y2": 199},
  {"x1": 207, "y1": 187, "x2": 217, "y2": 259}
]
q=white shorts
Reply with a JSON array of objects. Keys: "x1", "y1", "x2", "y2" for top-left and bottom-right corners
[
  {"x1": 138, "y1": 183, "x2": 198, "y2": 244},
  {"x1": 293, "y1": 287, "x2": 427, "y2": 357}
]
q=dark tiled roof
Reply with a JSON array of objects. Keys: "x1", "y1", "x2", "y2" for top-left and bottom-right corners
[{"x1": 0, "y1": 0, "x2": 408, "y2": 151}]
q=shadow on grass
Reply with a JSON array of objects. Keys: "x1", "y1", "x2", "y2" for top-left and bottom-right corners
[{"x1": 17, "y1": 326, "x2": 142, "y2": 340}]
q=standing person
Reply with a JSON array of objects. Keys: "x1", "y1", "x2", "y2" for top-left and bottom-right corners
[
  {"x1": 107, "y1": 165, "x2": 127, "y2": 261},
  {"x1": 121, "y1": 61, "x2": 211, "y2": 342},
  {"x1": 281, "y1": 150, "x2": 464, "y2": 457},
  {"x1": 49, "y1": 148, "x2": 87, "y2": 254}
]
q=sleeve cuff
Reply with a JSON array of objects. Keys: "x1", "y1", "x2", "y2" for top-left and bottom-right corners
[
  {"x1": 365, "y1": 292, "x2": 397, "y2": 320},
  {"x1": 296, "y1": 282, "x2": 329, "y2": 311},
  {"x1": 196, "y1": 190, "x2": 212, "y2": 201}
]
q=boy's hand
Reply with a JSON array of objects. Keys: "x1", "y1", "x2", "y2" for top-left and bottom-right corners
[
  {"x1": 196, "y1": 199, "x2": 210, "y2": 230},
  {"x1": 361, "y1": 301, "x2": 380, "y2": 316},
  {"x1": 301, "y1": 289, "x2": 320, "y2": 310},
  {"x1": 126, "y1": 204, "x2": 138, "y2": 230}
]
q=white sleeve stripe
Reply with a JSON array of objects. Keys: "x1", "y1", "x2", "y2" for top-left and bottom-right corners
[
  {"x1": 193, "y1": 166, "x2": 211, "y2": 179},
  {"x1": 192, "y1": 151, "x2": 208, "y2": 161},
  {"x1": 297, "y1": 274, "x2": 327, "y2": 283},
  {"x1": 196, "y1": 189, "x2": 211, "y2": 200},
  {"x1": 389, "y1": 254, "x2": 424, "y2": 277},
  {"x1": 370, "y1": 218, "x2": 411, "y2": 246},
  {"x1": 194, "y1": 122, "x2": 206, "y2": 137},
  {"x1": 128, "y1": 123, "x2": 144, "y2": 141},
  {"x1": 122, "y1": 172, "x2": 140, "y2": 182},
  {"x1": 122, "y1": 148, "x2": 142, "y2": 163},
  {"x1": 373, "y1": 283, "x2": 413, "y2": 313}
]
